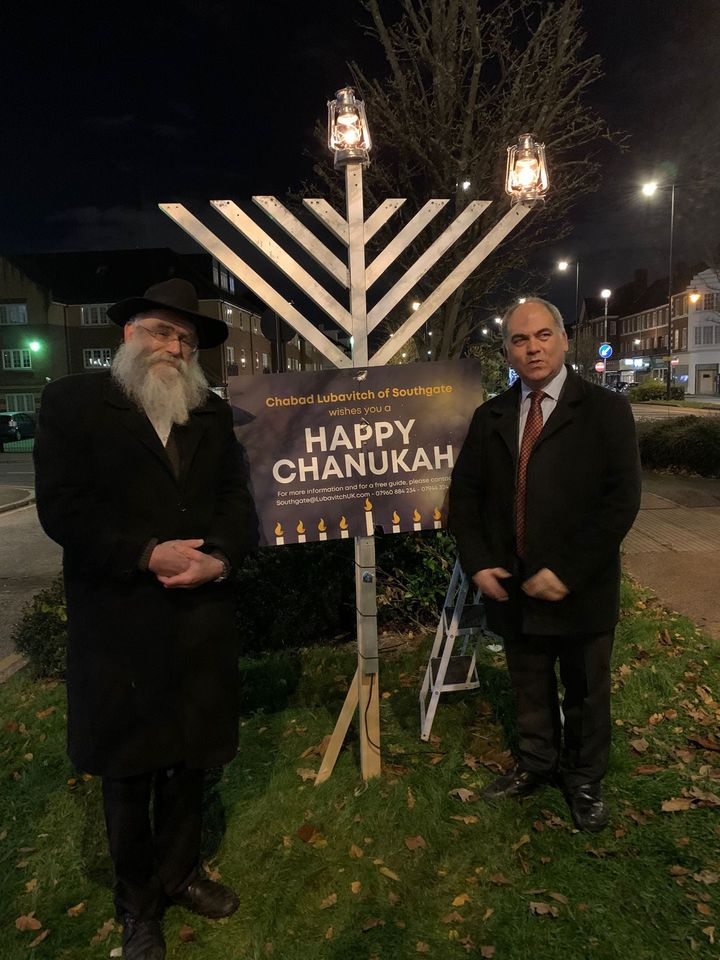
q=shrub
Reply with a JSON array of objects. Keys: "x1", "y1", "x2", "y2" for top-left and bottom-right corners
[
  {"x1": 628, "y1": 379, "x2": 684, "y2": 402},
  {"x1": 637, "y1": 415, "x2": 720, "y2": 477},
  {"x1": 12, "y1": 576, "x2": 68, "y2": 679}
]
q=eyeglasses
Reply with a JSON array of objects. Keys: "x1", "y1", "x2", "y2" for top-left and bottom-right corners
[{"x1": 134, "y1": 323, "x2": 199, "y2": 354}]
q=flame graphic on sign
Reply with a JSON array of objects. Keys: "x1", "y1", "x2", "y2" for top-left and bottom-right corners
[
  {"x1": 412, "y1": 509, "x2": 421, "y2": 522},
  {"x1": 433, "y1": 507, "x2": 442, "y2": 521},
  {"x1": 274, "y1": 522, "x2": 283, "y2": 536},
  {"x1": 296, "y1": 520, "x2": 305, "y2": 535},
  {"x1": 339, "y1": 516, "x2": 348, "y2": 530},
  {"x1": 318, "y1": 518, "x2": 327, "y2": 532},
  {"x1": 392, "y1": 510, "x2": 400, "y2": 524},
  {"x1": 364, "y1": 498, "x2": 373, "y2": 512}
]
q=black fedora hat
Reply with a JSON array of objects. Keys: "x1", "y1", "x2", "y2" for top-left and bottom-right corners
[{"x1": 107, "y1": 278, "x2": 228, "y2": 349}]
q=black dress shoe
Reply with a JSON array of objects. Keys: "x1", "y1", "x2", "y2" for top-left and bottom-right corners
[
  {"x1": 562, "y1": 781, "x2": 610, "y2": 832},
  {"x1": 480, "y1": 766, "x2": 549, "y2": 801},
  {"x1": 172, "y1": 878, "x2": 239, "y2": 919},
  {"x1": 122, "y1": 915, "x2": 166, "y2": 960}
]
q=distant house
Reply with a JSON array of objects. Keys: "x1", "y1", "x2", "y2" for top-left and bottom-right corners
[{"x1": 0, "y1": 248, "x2": 330, "y2": 414}]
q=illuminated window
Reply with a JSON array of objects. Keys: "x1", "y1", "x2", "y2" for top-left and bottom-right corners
[
  {"x1": 83, "y1": 348, "x2": 112, "y2": 368},
  {"x1": 2, "y1": 349, "x2": 31, "y2": 370},
  {"x1": 0, "y1": 303, "x2": 28, "y2": 325},
  {"x1": 81, "y1": 304, "x2": 112, "y2": 326}
]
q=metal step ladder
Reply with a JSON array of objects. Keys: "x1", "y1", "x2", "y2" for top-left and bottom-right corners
[{"x1": 419, "y1": 558, "x2": 503, "y2": 741}]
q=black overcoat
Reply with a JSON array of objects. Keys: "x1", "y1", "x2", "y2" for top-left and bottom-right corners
[
  {"x1": 449, "y1": 367, "x2": 641, "y2": 639},
  {"x1": 34, "y1": 372, "x2": 256, "y2": 778}
]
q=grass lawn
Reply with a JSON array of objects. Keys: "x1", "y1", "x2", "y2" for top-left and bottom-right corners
[{"x1": 2, "y1": 577, "x2": 719, "y2": 959}]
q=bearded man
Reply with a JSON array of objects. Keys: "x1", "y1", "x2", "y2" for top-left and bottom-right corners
[{"x1": 34, "y1": 279, "x2": 256, "y2": 960}]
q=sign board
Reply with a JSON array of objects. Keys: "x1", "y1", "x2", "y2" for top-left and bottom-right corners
[
  {"x1": 594, "y1": 360, "x2": 606, "y2": 373},
  {"x1": 598, "y1": 342, "x2": 613, "y2": 359},
  {"x1": 230, "y1": 360, "x2": 483, "y2": 546}
]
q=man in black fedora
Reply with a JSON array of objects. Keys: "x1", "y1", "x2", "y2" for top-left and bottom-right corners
[{"x1": 34, "y1": 278, "x2": 256, "y2": 960}]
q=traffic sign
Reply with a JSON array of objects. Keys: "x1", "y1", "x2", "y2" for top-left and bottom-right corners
[
  {"x1": 595, "y1": 360, "x2": 605, "y2": 373},
  {"x1": 598, "y1": 342, "x2": 613, "y2": 359}
]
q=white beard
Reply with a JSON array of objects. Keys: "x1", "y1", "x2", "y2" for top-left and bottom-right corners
[{"x1": 112, "y1": 339, "x2": 209, "y2": 440}]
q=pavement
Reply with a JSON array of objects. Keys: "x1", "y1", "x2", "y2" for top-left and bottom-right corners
[{"x1": 0, "y1": 469, "x2": 717, "y2": 685}]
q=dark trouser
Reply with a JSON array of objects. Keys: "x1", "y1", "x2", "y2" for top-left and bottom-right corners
[
  {"x1": 102, "y1": 765, "x2": 204, "y2": 920},
  {"x1": 503, "y1": 631, "x2": 614, "y2": 788}
]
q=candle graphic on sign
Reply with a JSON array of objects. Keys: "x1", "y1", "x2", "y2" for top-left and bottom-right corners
[
  {"x1": 339, "y1": 516, "x2": 349, "y2": 539},
  {"x1": 413, "y1": 509, "x2": 421, "y2": 532},
  {"x1": 296, "y1": 520, "x2": 306, "y2": 544},
  {"x1": 364, "y1": 498, "x2": 374, "y2": 536},
  {"x1": 274, "y1": 522, "x2": 284, "y2": 546},
  {"x1": 318, "y1": 518, "x2": 327, "y2": 542},
  {"x1": 433, "y1": 507, "x2": 442, "y2": 529},
  {"x1": 392, "y1": 510, "x2": 400, "y2": 534}
]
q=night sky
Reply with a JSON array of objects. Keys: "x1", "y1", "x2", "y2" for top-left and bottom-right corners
[{"x1": 3, "y1": 0, "x2": 718, "y2": 322}]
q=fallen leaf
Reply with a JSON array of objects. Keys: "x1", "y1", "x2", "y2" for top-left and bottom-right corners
[
  {"x1": 451, "y1": 815, "x2": 479, "y2": 825},
  {"x1": 25, "y1": 878, "x2": 38, "y2": 892},
  {"x1": 388, "y1": 891, "x2": 400, "y2": 906},
  {"x1": 662, "y1": 798, "x2": 692, "y2": 812},
  {"x1": 404, "y1": 835, "x2": 427, "y2": 851},
  {"x1": 35, "y1": 707, "x2": 56, "y2": 719},
  {"x1": 379, "y1": 866, "x2": 400, "y2": 881},
  {"x1": 689, "y1": 736, "x2": 720, "y2": 753},
  {"x1": 452, "y1": 893, "x2": 471, "y2": 907},
  {"x1": 299, "y1": 735, "x2": 332, "y2": 759},
  {"x1": 634, "y1": 765, "x2": 664, "y2": 775},
  {"x1": 66, "y1": 902, "x2": 86, "y2": 918},
  {"x1": 529, "y1": 901, "x2": 559, "y2": 917},
  {"x1": 297, "y1": 823, "x2": 319, "y2": 843},
  {"x1": 512, "y1": 834, "x2": 530, "y2": 852},
  {"x1": 296, "y1": 768, "x2": 317, "y2": 783},
  {"x1": 702, "y1": 926, "x2": 715, "y2": 945},
  {"x1": 362, "y1": 917, "x2": 385, "y2": 932},
  {"x1": 416, "y1": 942, "x2": 430, "y2": 953},
  {"x1": 483, "y1": 907, "x2": 494, "y2": 921},
  {"x1": 349, "y1": 843, "x2": 364, "y2": 858},
  {"x1": 90, "y1": 919, "x2": 115, "y2": 945},
  {"x1": 428, "y1": 754, "x2": 444, "y2": 765},
  {"x1": 325, "y1": 926, "x2": 334, "y2": 940},
  {"x1": 351, "y1": 881, "x2": 361, "y2": 894},
  {"x1": 320, "y1": 893, "x2": 337, "y2": 910},
  {"x1": 179, "y1": 924, "x2": 195, "y2": 942},
  {"x1": 15, "y1": 913, "x2": 42, "y2": 932},
  {"x1": 549, "y1": 892, "x2": 569, "y2": 904},
  {"x1": 29, "y1": 929, "x2": 50, "y2": 948},
  {"x1": 671, "y1": 865, "x2": 692, "y2": 877},
  {"x1": 694, "y1": 871, "x2": 719, "y2": 885},
  {"x1": 407, "y1": 787, "x2": 416, "y2": 810},
  {"x1": 629, "y1": 738, "x2": 649, "y2": 753},
  {"x1": 489, "y1": 874, "x2": 510, "y2": 886},
  {"x1": 442, "y1": 911, "x2": 464, "y2": 924},
  {"x1": 449, "y1": 787, "x2": 475, "y2": 803},
  {"x1": 463, "y1": 753, "x2": 480, "y2": 771},
  {"x1": 480, "y1": 948, "x2": 496, "y2": 959},
  {"x1": 697, "y1": 903, "x2": 712, "y2": 917}
]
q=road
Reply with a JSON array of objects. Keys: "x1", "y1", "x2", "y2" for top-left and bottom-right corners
[
  {"x1": 631, "y1": 402, "x2": 720, "y2": 422},
  {"x1": 0, "y1": 502, "x2": 62, "y2": 669}
]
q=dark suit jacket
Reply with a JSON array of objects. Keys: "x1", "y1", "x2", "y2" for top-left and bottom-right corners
[
  {"x1": 34, "y1": 372, "x2": 256, "y2": 777},
  {"x1": 449, "y1": 366, "x2": 641, "y2": 639}
]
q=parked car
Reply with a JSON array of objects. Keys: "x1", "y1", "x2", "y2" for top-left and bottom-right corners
[{"x1": 0, "y1": 412, "x2": 36, "y2": 442}]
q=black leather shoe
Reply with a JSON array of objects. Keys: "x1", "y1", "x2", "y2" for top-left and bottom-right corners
[
  {"x1": 480, "y1": 766, "x2": 549, "y2": 801},
  {"x1": 122, "y1": 916, "x2": 165, "y2": 960},
  {"x1": 172, "y1": 878, "x2": 239, "y2": 919},
  {"x1": 562, "y1": 781, "x2": 610, "y2": 832}
]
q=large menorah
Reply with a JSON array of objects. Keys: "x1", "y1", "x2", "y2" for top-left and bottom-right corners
[{"x1": 161, "y1": 90, "x2": 546, "y2": 783}]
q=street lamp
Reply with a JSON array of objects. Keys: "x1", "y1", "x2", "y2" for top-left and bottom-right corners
[
  {"x1": 557, "y1": 258, "x2": 581, "y2": 364},
  {"x1": 600, "y1": 288, "x2": 611, "y2": 387},
  {"x1": 641, "y1": 179, "x2": 676, "y2": 399}
]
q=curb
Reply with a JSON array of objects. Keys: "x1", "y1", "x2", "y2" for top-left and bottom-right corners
[
  {"x1": 0, "y1": 494, "x2": 35, "y2": 515},
  {"x1": 0, "y1": 652, "x2": 28, "y2": 684}
]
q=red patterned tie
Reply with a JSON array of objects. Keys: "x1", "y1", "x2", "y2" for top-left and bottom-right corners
[{"x1": 515, "y1": 390, "x2": 545, "y2": 558}]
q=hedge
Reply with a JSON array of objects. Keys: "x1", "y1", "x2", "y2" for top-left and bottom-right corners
[{"x1": 636, "y1": 415, "x2": 720, "y2": 477}]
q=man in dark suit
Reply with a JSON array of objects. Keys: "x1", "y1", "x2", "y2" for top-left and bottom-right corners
[
  {"x1": 449, "y1": 298, "x2": 640, "y2": 832},
  {"x1": 34, "y1": 279, "x2": 256, "y2": 960}
]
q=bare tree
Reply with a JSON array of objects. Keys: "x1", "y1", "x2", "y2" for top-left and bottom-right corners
[{"x1": 310, "y1": 0, "x2": 618, "y2": 359}]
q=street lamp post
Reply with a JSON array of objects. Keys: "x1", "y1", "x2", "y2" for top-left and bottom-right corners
[
  {"x1": 558, "y1": 259, "x2": 580, "y2": 367},
  {"x1": 642, "y1": 180, "x2": 676, "y2": 399},
  {"x1": 600, "y1": 288, "x2": 611, "y2": 387}
]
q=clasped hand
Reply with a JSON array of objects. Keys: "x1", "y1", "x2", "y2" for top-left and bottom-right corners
[
  {"x1": 472, "y1": 566, "x2": 569, "y2": 602},
  {"x1": 148, "y1": 539, "x2": 224, "y2": 589}
]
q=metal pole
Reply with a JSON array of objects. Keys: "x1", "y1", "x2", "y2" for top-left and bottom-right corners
[
  {"x1": 573, "y1": 261, "x2": 580, "y2": 370},
  {"x1": 666, "y1": 184, "x2": 676, "y2": 400},
  {"x1": 603, "y1": 298, "x2": 608, "y2": 387}
]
